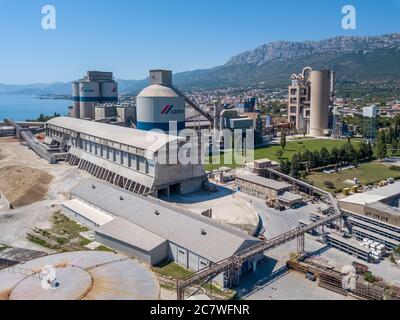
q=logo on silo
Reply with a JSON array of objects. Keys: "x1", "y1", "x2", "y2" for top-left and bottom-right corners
[
  {"x1": 161, "y1": 104, "x2": 184, "y2": 115},
  {"x1": 161, "y1": 104, "x2": 174, "y2": 114}
]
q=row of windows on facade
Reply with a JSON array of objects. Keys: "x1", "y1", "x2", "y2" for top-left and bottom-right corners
[
  {"x1": 76, "y1": 138, "x2": 156, "y2": 176},
  {"x1": 47, "y1": 127, "x2": 156, "y2": 175}
]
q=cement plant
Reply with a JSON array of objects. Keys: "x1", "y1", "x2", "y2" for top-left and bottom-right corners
[{"x1": 1, "y1": 1, "x2": 400, "y2": 305}]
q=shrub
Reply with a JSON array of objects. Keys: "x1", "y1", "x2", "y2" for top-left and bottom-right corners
[{"x1": 323, "y1": 181, "x2": 335, "y2": 189}]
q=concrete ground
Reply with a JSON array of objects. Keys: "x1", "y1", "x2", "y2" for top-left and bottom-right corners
[
  {"x1": 0, "y1": 137, "x2": 91, "y2": 250},
  {"x1": 383, "y1": 157, "x2": 400, "y2": 167},
  {"x1": 162, "y1": 183, "x2": 260, "y2": 235},
  {"x1": 237, "y1": 193, "x2": 400, "y2": 299}
]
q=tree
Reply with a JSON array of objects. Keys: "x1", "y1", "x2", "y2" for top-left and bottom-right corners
[
  {"x1": 391, "y1": 138, "x2": 399, "y2": 156},
  {"x1": 280, "y1": 131, "x2": 287, "y2": 151},
  {"x1": 331, "y1": 146, "x2": 340, "y2": 165},
  {"x1": 319, "y1": 147, "x2": 331, "y2": 167},
  {"x1": 280, "y1": 159, "x2": 291, "y2": 175},
  {"x1": 290, "y1": 154, "x2": 302, "y2": 179},
  {"x1": 366, "y1": 141, "x2": 374, "y2": 159},
  {"x1": 376, "y1": 131, "x2": 388, "y2": 162}
]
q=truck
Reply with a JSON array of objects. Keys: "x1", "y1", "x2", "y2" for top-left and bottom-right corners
[{"x1": 305, "y1": 272, "x2": 317, "y2": 282}]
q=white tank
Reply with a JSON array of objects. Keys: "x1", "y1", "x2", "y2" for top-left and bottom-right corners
[
  {"x1": 79, "y1": 82, "x2": 100, "y2": 119},
  {"x1": 136, "y1": 84, "x2": 185, "y2": 132},
  {"x1": 72, "y1": 82, "x2": 80, "y2": 118},
  {"x1": 309, "y1": 70, "x2": 331, "y2": 137},
  {"x1": 100, "y1": 81, "x2": 118, "y2": 103}
]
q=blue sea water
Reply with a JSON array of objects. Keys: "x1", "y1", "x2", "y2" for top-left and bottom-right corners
[{"x1": 0, "y1": 94, "x2": 71, "y2": 121}]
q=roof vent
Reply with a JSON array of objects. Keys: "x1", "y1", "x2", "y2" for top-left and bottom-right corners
[
  {"x1": 155, "y1": 210, "x2": 160, "y2": 216},
  {"x1": 91, "y1": 185, "x2": 96, "y2": 189},
  {"x1": 120, "y1": 196, "x2": 124, "y2": 201},
  {"x1": 201, "y1": 228, "x2": 207, "y2": 235}
]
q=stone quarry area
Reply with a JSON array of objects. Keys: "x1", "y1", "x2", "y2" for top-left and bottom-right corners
[{"x1": 0, "y1": 166, "x2": 53, "y2": 208}]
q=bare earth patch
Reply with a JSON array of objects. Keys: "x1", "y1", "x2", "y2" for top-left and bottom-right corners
[{"x1": 0, "y1": 166, "x2": 53, "y2": 208}]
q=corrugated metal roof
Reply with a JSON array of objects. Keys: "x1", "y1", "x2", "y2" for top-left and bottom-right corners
[
  {"x1": 97, "y1": 217, "x2": 167, "y2": 251},
  {"x1": 71, "y1": 180, "x2": 260, "y2": 262},
  {"x1": 62, "y1": 199, "x2": 114, "y2": 226},
  {"x1": 236, "y1": 174, "x2": 292, "y2": 191},
  {"x1": 47, "y1": 117, "x2": 183, "y2": 152}
]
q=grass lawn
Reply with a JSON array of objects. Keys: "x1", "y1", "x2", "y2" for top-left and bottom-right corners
[
  {"x1": 151, "y1": 261, "x2": 193, "y2": 280},
  {"x1": 205, "y1": 139, "x2": 361, "y2": 171},
  {"x1": 304, "y1": 162, "x2": 400, "y2": 192}
]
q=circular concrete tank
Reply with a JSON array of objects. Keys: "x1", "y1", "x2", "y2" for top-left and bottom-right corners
[
  {"x1": 309, "y1": 70, "x2": 331, "y2": 137},
  {"x1": 136, "y1": 84, "x2": 185, "y2": 132},
  {"x1": 0, "y1": 251, "x2": 160, "y2": 300}
]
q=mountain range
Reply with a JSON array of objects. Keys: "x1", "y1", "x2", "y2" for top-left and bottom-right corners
[{"x1": 1, "y1": 33, "x2": 400, "y2": 95}]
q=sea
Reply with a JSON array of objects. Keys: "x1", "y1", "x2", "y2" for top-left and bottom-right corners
[{"x1": 0, "y1": 94, "x2": 71, "y2": 121}]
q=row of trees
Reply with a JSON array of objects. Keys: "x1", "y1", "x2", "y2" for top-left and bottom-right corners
[{"x1": 280, "y1": 140, "x2": 374, "y2": 179}]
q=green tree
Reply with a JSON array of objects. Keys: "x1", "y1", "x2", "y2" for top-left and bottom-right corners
[
  {"x1": 280, "y1": 159, "x2": 291, "y2": 174},
  {"x1": 391, "y1": 138, "x2": 399, "y2": 156},
  {"x1": 280, "y1": 131, "x2": 287, "y2": 151},
  {"x1": 376, "y1": 131, "x2": 388, "y2": 161},
  {"x1": 290, "y1": 154, "x2": 302, "y2": 179},
  {"x1": 319, "y1": 147, "x2": 331, "y2": 167}
]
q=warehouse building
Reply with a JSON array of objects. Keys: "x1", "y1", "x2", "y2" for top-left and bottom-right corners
[
  {"x1": 235, "y1": 174, "x2": 303, "y2": 207},
  {"x1": 62, "y1": 180, "x2": 261, "y2": 287},
  {"x1": 45, "y1": 117, "x2": 206, "y2": 196}
]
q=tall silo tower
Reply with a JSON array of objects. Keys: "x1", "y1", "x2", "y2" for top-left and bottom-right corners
[
  {"x1": 100, "y1": 81, "x2": 118, "y2": 102},
  {"x1": 72, "y1": 82, "x2": 80, "y2": 118},
  {"x1": 79, "y1": 81, "x2": 100, "y2": 119},
  {"x1": 309, "y1": 70, "x2": 331, "y2": 137},
  {"x1": 136, "y1": 70, "x2": 185, "y2": 132}
]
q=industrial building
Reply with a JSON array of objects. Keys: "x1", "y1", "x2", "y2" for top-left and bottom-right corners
[
  {"x1": 45, "y1": 117, "x2": 206, "y2": 196},
  {"x1": 339, "y1": 182, "x2": 400, "y2": 250},
  {"x1": 288, "y1": 67, "x2": 335, "y2": 136},
  {"x1": 72, "y1": 71, "x2": 118, "y2": 120},
  {"x1": 94, "y1": 102, "x2": 135, "y2": 125},
  {"x1": 62, "y1": 180, "x2": 261, "y2": 287},
  {"x1": 235, "y1": 174, "x2": 303, "y2": 208}
]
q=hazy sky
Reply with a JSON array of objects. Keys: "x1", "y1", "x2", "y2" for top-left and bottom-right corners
[{"x1": 0, "y1": 0, "x2": 399, "y2": 84}]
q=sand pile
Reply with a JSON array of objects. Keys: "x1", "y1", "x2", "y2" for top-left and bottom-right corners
[{"x1": 0, "y1": 166, "x2": 53, "y2": 208}]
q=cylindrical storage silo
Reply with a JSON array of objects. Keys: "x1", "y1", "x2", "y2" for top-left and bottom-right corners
[
  {"x1": 100, "y1": 81, "x2": 118, "y2": 102},
  {"x1": 309, "y1": 70, "x2": 331, "y2": 137},
  {"x1": 72, "y1": 82, "x2": 80, "y2": 118},
  {"x1": 79, "y1": 81, "x2": 100, "y2": 120},
  {"x1": 136, "y1": 84, "x2": 185, "y2": 132}
]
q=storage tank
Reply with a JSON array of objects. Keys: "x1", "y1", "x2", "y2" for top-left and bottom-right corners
[
  {"x1": 72, "y1": 82, "x2": 80, "y2": 118},
  {"x1": 309, "y1": 70, "x2": 331, "y2": 137},
  {"x1": 100, "y1": 81, "x2": 118, "y2": 102},
  {"x1": 79, "y1": 81, "x2": 100, "y2": 119},
  {"x1": 136, "y1": 71, "x2": 185, "y2": 132}
]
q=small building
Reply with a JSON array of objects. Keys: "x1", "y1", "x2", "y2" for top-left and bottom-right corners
[
  {"x1": 277, "y1": 191, "x2": 304, "y2": 208},
  {"x1": 235, "y1": 174, "x2": 292, "y2": 200}
]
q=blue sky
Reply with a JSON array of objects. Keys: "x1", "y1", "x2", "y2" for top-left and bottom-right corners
[{"x1": 0, "y1": 0, "x2": 399, "y2": 84}]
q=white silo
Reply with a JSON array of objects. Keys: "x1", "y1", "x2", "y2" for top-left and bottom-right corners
[
  {"x1": 79, "y1": 81, "x2": 100, "y2": 119},
  {"x1": 309, "y1": 70, "x2": 331, "y2": 137},
  {"x1": 136, "y1": 70, "x2": 185, "y2": 132},
  {"x1": 100, "y1": 81, "x2": 118, "y2": 103},
  {"x1": 72, "y1": 82, "x2": 80, "y2": 118}
]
